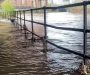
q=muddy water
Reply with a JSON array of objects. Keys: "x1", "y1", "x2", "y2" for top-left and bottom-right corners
[
  {"x1": 20, "y1": 12, "x2": 90, "y2": 73},
  {"x1": 47, "y1": 13, "x2": 90, "y2": 74},
  {"x1": 0, "y1": 12, "x2": 90, "y2": 75}
]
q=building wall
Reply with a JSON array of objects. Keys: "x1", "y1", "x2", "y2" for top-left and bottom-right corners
[
  {"x1": 11, "y1": 0, "x2": 48, "y2": 8},
  {"x1": 11, "y1": 0, "x2": 33, "y2": 7}
]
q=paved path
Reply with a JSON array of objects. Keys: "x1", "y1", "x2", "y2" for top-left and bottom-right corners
[{"x1": 0, "y1": 20, "x2": 86, "y2": 75}]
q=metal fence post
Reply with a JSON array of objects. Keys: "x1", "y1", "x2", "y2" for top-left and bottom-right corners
[
  {"x1": 20, "y1": 11, "x2": 22, "y2": 32},
  {"x1": 43, "y1": 7, "x2": 47, "y2": 52},
  {"x1": 9, "y1": 12, "x2": 11, "y2": 20},
  {"x1": 16, "y1": 11, "x2": 18, "y2": 27},
  {"x1": 23, "y1": 11, "x2": 27, "y2": 39},
  {"x1": 83, "y1": 1, "x2": 87, "y2": 65},
  {"x1": 31, "y1": 9, "x2": 34, "y2": 44},
  {"x1": 13, "y1": 11, "x2": 16, "y2": 26}
]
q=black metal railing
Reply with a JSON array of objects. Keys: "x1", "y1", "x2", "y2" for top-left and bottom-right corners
[{"x1": 12, "y1": 1, "x2": 90, "y2": 65}]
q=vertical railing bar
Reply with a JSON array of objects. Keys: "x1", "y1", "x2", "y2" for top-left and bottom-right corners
[
  {"x1": 14, "y1": 11, "x2": 16, "y2": 26},
  {"x1": 13, "y1": 2, "x2": 90, "y2": 59},
  {"x1": 24, "y1": 11, "x2": 25, "y2": 26},
  {"x1": 43, "y1": 6, "x2": 47, "y2": 52},
  {"x1": 17, "y1": 11, "x2": 18, "y2": 22},
  {"x1": 20, "y1": 11, "x2": 22, "y2": 31},
  {"x1": 23, "y1": 11, "x2": 27, "y2": 39},
  {"x1": 31, "y1": 9, "x2": 34, "y2": 44},
  {"x1": 17, "y1": 11, "x2": 18, "y2": 27},
  {"x1": 83, "y1": 1, "x2": 87, "y2": 65},
  {"x1": 44, "y1": 7, "x2": 47, "y2": 39}
]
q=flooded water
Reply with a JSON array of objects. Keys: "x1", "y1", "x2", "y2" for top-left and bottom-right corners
[
  {"x1": 19, "y1": 12, "x2": 90, "y2": 73},
  {"x1": 18, "y1": 12, "x2": 90, "y2": 74},
  {"x1": 46, "y1": 12, "x2": 90, "y2": 74},
  {"x1": 47, "y1": 12, "x2": 90, "y2": 53},
  {"x1": 0, "y1": 12, "x2": 90, "y2": 75}
]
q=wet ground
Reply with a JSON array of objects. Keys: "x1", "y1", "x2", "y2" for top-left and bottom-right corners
[
  {"x1": 19, "y1": 12, "x2": 90, "y2": 71},
  {"x1": 0, "y1": 20, "x2": 82, "y2": 75},
  {"x1": 0, "y1": 12, "x2": 90, "y2": 75}
]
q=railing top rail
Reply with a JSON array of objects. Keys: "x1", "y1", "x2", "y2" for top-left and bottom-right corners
[
  {"x1": 16, "y1": 1, "x2": 90, "y2": 12},
  {"x1": 16, "y1": 17, "x2": 90, "y2": 33}
]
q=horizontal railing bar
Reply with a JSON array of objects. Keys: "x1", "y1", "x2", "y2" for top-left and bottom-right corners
[
  {"x1": 46, "y1": 24, "x2": 83, "y2": 32},
  {"x1": 87, "y1": 30, "x2": 90, "y2": 33},
  {"x1": 46, "y1": 24, "x2": 90, "y2": 33},
  {"x1": 47, "y1": 40, "x2": 90, "y2": 59},
  {"x1": 16, "y1": 17, "x2": 31, "y2": 22},
  {"x1": 15, "y1": 23, "x2": 43, "y2": 40},
  {"x1": 15, "y1": 20, "x2": 90, "y2": 59},
  {"x1": 32, "y1": 7, "x2": 44, "y2": 10},
  {"x1": 16, "y1": 7, "x2": 44, "y2": 12},
  {"x1": 16, "y1": 17, "x2": 90, "y2": 33},
  {"x1": 27, "y1": 29, "x2": 42, "y2": 38},
  {"x1": 16, "y1": 22, "x2": 41, "y2": 38},
  {"x1": 31, "y1": 21, "x2": 90, "y2": 33}
]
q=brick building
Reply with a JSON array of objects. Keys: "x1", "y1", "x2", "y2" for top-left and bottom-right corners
[
  {"x1": 11, "y1": 0, "x2": 48, "y2": 9},
  {"x1": 11, "y1": 0, "x2": 32, "y2": 7}
]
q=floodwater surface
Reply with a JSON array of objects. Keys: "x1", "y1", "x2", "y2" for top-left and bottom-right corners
[{"x1": 0, "y1": 12, "x2": 90, "y2": 75}]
